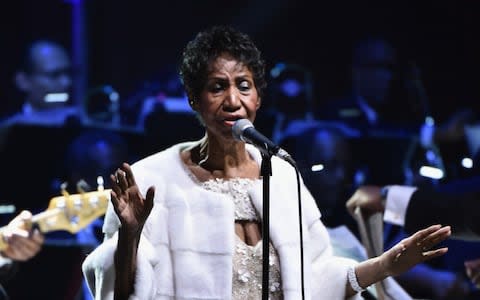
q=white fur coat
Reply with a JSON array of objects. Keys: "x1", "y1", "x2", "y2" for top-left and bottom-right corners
[{"x1": 82, "y1": 142, "x2": 362, "y2": 300}]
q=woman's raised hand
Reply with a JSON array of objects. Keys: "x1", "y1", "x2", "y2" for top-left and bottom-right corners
[{"x1": 110, "y1": 162, "x2": 155, "y2": 236}]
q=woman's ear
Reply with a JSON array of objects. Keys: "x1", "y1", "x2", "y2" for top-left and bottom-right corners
[
  {"x1": 256, "y1": 97, "x2": 261, "y2": 109},
  {"x1": 186, "y1": 90, "x2": 198, "y2": 111},
  {"x1": 188, "y1": 98, "x2": 198, "y2": 111}
]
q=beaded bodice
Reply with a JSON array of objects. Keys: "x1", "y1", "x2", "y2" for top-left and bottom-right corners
[{"x1": 200, "y1": 177, "x2": 283, "y2": 299}]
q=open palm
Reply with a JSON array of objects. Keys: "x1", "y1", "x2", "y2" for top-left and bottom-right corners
[
  {"x1": 382, "y1": 224, "x2": 451, "y2": 276},
  {"x1": 110, "y1": 163, "x2": 155, "y2": 236}
]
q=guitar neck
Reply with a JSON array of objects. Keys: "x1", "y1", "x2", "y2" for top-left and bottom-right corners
[
  {"x1": 32, "y1": 208, "x2": 70, "y2": 234},
  {"x1": 0, "y1": 189, "x2": 110, "y2": 252}
]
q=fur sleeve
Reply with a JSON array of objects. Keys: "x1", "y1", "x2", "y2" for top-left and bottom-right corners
[
  {"x1": 82, "y1": 232, "x2": 162, "y2": 300},
  {"x1": 308, "y1": 218, "x2": 363, "y2": 299}
]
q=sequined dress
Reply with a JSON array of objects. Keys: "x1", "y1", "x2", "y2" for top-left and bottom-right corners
[{"x1": 201, "y1": 178, "x2": 284, "y2": 299}]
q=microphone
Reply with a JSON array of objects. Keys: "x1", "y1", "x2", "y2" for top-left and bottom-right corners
[{"x1": 232, "y1": 119, "x2": 295, "y2": 165}]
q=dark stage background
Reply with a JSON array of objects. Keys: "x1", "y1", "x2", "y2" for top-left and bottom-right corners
[
  {"x1": 1, "y1": 0, "x2": 479, "y2": 122},
  {"x1": 1, "y1": 1, "x2": 480, "y2": 299}
]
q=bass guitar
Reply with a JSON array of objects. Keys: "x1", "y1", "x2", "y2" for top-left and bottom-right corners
[{"x1": 0, "y1": 187, "x2": 111, "y2": 251}]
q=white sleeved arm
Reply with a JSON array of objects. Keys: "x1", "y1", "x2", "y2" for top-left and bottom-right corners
[{"x1": 82, "y1": 232, "x2": 162, "y2": 300}]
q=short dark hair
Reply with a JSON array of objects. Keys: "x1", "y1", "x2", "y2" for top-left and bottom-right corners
[{"x1": 179, "y1": 25, "x2": 267, "y2": 102}]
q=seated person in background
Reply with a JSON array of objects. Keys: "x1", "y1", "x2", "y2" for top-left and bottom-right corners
[
  {"x1": 82, "y1": 25, "x2": 451, "y2": 300},
  {"x1": 319, "y1": 36, "x2": 422, "y2": 134},
  {"x1": 257, "y1": 62, "x2": 316, "y2": 143},
  {"x1": 279, "y1": 124, "x2": 359, "y2": 235},
  {"x1": 319, "y1": 36, "x2": 473, "y2": 185},
  {"x1": 1, "y1": 39, "x2": 82, "y2": 128},
  {"x1": 319, "y1": 35, "x2": 471, "y2": 139}
]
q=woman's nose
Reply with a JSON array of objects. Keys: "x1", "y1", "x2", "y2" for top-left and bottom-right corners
[{"x1": 223, "y1": 88, "x2": 241, "y2": 110}]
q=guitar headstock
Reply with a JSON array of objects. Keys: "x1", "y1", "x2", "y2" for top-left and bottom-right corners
[{"x1": 34, "y1": 187, "x2": 111, "y2": 234}]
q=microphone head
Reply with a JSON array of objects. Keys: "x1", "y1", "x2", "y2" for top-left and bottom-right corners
[{"x1": 232, "y1": 119, "x2": 254, "y2": 141}]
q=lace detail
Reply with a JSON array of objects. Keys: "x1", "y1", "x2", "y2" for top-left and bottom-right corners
[
  {"x1": 201, "y1": 178, "x2": 283, "y2": 299},
  {"x1": 233, "y1": 237, "x2": 283, "y2": 300},
  {"x1": 201, "y1": 178, "x2": 258, "y2": 221}
]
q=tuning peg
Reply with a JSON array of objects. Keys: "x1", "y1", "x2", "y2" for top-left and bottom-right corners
[
  {"x1": 60, "y1": 182, "x2": 69, "y2": 197},
  {"x1": 97, "y1": 176, "x2": 104, "y2": 191},
  {"x1": 77, "y1": 179, "x2": 91, "y2": 194}
]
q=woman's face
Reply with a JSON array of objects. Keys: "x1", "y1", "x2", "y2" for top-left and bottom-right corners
[{"x1": 193, "y1": 54, "x2": 261, "y2": 141}]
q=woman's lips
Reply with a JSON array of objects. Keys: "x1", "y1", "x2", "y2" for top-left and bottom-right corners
[
  {"x1": 223, "y1": 120, "x2": 236, "y2": 126},
  {"x1": 222, "y1": 116, "x2": 244, "y2": 127}
]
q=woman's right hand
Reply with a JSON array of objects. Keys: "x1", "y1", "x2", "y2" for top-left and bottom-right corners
[{"x1": 110, "y1": 162, "x2": 155, "y2": 236}]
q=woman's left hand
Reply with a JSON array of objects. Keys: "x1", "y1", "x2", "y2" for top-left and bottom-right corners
[
  {"x1": 381, "y1": 224, "x2": 451, "y2": 277},
  {"x1": 110, "y1": 162, "x2": 155, "y2": 237}
]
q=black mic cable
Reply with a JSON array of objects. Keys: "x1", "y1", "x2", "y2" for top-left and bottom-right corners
[{"x1": 286, "y1": 159, "x2": 306, "y2": 300}]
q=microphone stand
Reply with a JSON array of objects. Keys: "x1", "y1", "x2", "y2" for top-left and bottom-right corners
[{"x1": 260, "y1": 151, "x2": 272, "y2": 300}]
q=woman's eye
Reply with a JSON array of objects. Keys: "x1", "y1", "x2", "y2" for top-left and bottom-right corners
[
  {"x1": 238, "y1": 81, "x2": 250, "y2": 91},
  {"x1": 210, "y1": 83, "x2": 224, "y2": 93}
]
